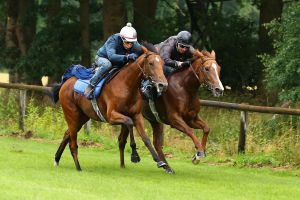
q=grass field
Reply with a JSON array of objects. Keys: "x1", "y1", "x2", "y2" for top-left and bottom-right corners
[{"x1": 0, "y1": 136, "x2": 300, "y2": 200}]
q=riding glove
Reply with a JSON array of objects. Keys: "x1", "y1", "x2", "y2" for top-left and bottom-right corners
[
  {"x1": 127, "y1": 53, "x2": 138, "y2": 61},
  {"x1": 181, "y1": 61, "x2": 191, "y2": 68}
]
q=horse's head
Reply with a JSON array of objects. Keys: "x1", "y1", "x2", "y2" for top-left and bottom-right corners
[
  {"x1": 192, "y1": 50, "x2": 224, "y2": 97},
  {"x1": 139, "y1": 44, "x2": 168, "y2": 95}
]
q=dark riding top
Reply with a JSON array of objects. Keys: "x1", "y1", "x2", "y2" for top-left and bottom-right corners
[
  {"x1": 155, "y1": 36, "x2": 195, "y2": 69},
  {"x1": 96, "y1": 33, "x2": 143, "y2": 66}
]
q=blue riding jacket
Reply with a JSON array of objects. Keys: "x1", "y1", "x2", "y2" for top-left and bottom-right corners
[{"x1": 96, "y1": 33, "x2": 143, "y2": 66}]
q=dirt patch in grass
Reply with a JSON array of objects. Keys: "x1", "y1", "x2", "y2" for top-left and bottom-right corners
[
  {"x1": 80, "y1": 140, "x2": 102, "y2": 148},
  {"x1": 0, "y1": 132, "x2": 102, "y2": 147}
]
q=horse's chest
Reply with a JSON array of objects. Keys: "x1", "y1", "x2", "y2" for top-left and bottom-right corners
[
  {"x1": 183, "y1": 102, "x2": 199, "y2": 119},
  {"x1": 120, "y1": 96, "x2": 141, "y2": 113}
]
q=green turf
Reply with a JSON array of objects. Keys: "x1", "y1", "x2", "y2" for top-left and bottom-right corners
[{"x1": 0, "y1": 137, "x2": 300, "y2": 200}]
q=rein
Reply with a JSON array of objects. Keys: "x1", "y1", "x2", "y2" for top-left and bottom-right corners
[
  {"x1": 190, "y1": 57, "x2": 215, "y2": 89},
  {"x1": 135, "y1": 53, "x2": 156, "y2": 83}
]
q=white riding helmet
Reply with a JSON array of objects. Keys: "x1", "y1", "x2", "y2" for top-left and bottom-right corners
[{"x1": 120, "y1": 22, "x2": 137, "y2": 42}]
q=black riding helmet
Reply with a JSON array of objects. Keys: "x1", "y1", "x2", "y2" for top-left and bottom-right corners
[{"x1": 177, "y1": 31, "x2": 192, "y2": 46}]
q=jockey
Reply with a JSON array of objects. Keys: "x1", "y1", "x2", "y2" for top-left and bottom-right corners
[
  {"x1": 84, "y1": 22, "x2": 143, "y2": 97},
  {"x1": 155, "y1": 30, "x2": 195, "y2": 75},
  {"x1": 141, "y1": 30, "x2": 195, "y2": 99}
]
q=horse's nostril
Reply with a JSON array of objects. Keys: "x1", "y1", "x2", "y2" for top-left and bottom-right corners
[
  {"x1": 158, "y1": 82, "x2": 168, "y2": 89},
  {"x1": 215, "y1": 88, "x2": 223, "y2": 92},
  {"x1": 215, "y1": 87, "x2": 224, "y2": 96}
]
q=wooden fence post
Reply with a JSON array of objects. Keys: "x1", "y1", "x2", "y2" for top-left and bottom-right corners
[
  {"x1": 238, "y1": 111, "x2": 248, "y2": 154},
  {"x1": 19, "y1": 90, "x2": 27, "y2": 131}
]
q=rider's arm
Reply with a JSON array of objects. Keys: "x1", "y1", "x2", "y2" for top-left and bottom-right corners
[
  {"x1": 130, "y1": 41, "x2": 143, "y2": 57},
  {"x1": 159, "y1": 45, "x2": 178, "y2": 68},
  {"x1": 105, "y1": 37, "x2": 128, "y2": 65}
]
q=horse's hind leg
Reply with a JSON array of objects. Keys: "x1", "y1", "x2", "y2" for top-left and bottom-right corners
[
  {"x1": 150, "y1": 121, "x2": 174, "y2": 174},
  {"x1": 58, "y1": 105, "x2": 89, "y2": 170},
  {"x1": 54, "y1": 130, "x2": 70, "y2": 166},
  {"x1": 118, "y1": 125, "x2": 129, "y2": 168},
  {"x1": 69, "y1": 129, "x2": 81, "y2": 171},
  {"x1": 68, "y1": 114, "x2": 89, "y2": 171}
]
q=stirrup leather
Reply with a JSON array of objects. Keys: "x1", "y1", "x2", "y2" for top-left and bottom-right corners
[{"x1": 148, "y1": 99, "x2": 163, "y2": 123}]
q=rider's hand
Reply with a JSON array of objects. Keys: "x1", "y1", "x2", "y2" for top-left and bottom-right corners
[
  {"x1": 127, "y1": 53, "x2": 138, "y2": 61},
  {"x1": 176, "y1": 61, "x2": 183, "y2": 68},
  {"x1": 181, "y1": 61, "x2": 191, "y2": 68}
]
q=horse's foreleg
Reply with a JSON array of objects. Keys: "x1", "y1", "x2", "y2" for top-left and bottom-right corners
[
  {"x1": 118, "y1": 125, "x2": 129, "y2": 168},
  {"x1": 118, "y1": 124, "x2": 140, "y2": 168},
  {"x1": 189, "y1": 116, "x2": 210, "y2": 152},
  {"x1": 54, "y1": 130, "x2": 70, "y2": 166},
  {"x1": 134, "y1": 114, "x2": 166, "y2": 168},
  {"x1": 108, "y1": 110, "x2": 138, "y2": 168},
  {"x1": 150, "y1": 121, "x2": 174, "y2": 174},
  {"x1": 129, "y1": 130, "x2": 140, "y2": 163},
  {"x1": 171, "y1": 115, "x2": 205, "y2": 164}
]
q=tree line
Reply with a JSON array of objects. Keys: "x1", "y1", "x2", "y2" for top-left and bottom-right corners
[{"x1": 0, "y1": 0, "x2": 298, "y2": 102}]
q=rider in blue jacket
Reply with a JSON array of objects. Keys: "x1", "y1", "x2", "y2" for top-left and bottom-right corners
[{"x1": 84, "y1": 23, "x2": 143, "y2": 97}]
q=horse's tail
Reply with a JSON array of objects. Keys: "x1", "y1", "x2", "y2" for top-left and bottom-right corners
[{"x1": 51, "y1": 83, "x2": 62, "y2": 103}]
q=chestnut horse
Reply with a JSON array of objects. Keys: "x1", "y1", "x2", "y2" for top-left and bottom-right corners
[
  {"x1": 53, "y1": 45, "x2": 168, "y2": 171},
  {"x1": 119, "y1": 50, "x2": 224, "y2": 173}
]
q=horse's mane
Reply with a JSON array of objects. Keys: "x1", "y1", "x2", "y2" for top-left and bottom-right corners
[
  {"x1": 194, "y1": 49, "x2": 212, "y2": 59},
  {"x1": 141, "y1": 41, "x2": 158, "y2": 53}
]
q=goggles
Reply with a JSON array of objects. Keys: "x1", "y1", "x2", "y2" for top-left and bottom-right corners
[
  {"x1": 122, "y1": 37, "x2": 134, "y2": 45},
  {"x1": 178, "y1": 43, "x2": 190, "y2": 49}
]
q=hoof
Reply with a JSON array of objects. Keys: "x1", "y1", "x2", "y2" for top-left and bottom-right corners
[
  {"x1": 192, "y1": 156, "x2": 200, "y2": 165},
  {"x1": 157, "y1": 161, "x2": 167, "y2": 168},
  {"x1": 165, "y1": 168, "x2": 175, "y2": 174},
  {"x1": 191, "y1": 151, "x2": 205, "y2": 165},
  {"x1": 131, "y1": 154, "x2": 141, "y2": 163},
  {"x1": 54, "y1": 161, "x2": 59, "y2": 167}
]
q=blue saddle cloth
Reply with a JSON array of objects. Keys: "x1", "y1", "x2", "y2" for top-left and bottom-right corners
[{"x1": 61, "y1": 64, "x2": 118, "y2": 99}]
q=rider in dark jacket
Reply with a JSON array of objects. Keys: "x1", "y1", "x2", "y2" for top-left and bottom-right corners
[
  {"x1": 155, "y1": 30, "x2": 195, "y2": 75},
  {"x1": 84, "y1": 23, "x2": 143, "y2": 98},
  {"x1": 141, "y1": 31, "x2": 195, "y2": 99}
]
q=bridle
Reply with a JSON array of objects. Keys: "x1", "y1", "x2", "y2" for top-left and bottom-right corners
[
  {"x1": 135, "y1": 53, "x2": 158, "y2": 84},
  {"x1": 190, "y1": 57, "x2": 217, "y2": 90}
]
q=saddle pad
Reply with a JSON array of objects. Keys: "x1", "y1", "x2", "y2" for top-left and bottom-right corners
[
  {"x1": 74, "y1": 77, "x2": 107, "y2": 98},
  {"x1": 73, "y1": 68, "x2": 119, "y2": 98}
]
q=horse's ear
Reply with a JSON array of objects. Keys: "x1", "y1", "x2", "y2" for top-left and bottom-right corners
[
  {"x1": 141, "y1": 45, "x2": 148, "y2": 54},
  {"x1": 211, "y1": 50, "x2": 216, "y2": 59},
  {"x1": 155, "y1": 46, "x2": 159, "y2": 53},
  {"x1": 196, "y1": 50, "x2": 205, "y2": 60}
]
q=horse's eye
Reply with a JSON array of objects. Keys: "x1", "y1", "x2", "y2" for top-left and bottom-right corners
[
  {"x1": 149, "y1": 62, "x2": 153, "y2": 66},
  {"x1": 205, "y1": 66, "x2": 210, "y2": 71}
]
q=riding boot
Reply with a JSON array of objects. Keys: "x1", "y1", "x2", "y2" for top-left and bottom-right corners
[
  {"x1": 84, "y1": 66, "x2": 107, "y2": 99},
  {"x1": 141, "y1": 80, "x2": 153, "y2": 100}
]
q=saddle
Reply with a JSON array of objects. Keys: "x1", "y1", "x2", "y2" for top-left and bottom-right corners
[{"x1": 73, "y1": 66, "x2": 120, "y2": 98}]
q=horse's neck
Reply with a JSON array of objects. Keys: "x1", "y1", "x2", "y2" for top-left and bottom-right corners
[
  {"x1": 171, "y1": 65, "x2": 200, "y2": 92},
  {"x1": 117, "y1": 59, "x2": 143, "y2": 90}
]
